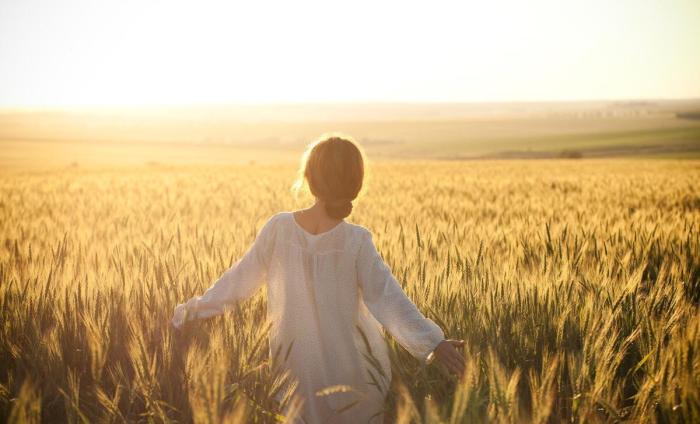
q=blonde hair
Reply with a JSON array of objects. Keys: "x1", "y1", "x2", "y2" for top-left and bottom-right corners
[{"x1": 292, "y1": 133, "x2": 365, "y2": 219}]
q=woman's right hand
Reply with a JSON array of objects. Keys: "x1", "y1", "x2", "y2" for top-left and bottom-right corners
[{"x1": 432, "y1": 339, "x2": 466, "y2": 375}]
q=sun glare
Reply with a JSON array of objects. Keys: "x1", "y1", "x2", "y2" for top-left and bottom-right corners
[{"x1": 0, "y1": 0, "x2": 699, "y2": 107}]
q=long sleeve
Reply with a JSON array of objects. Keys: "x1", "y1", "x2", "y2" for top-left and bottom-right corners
[
  {"x1": 356, "y1": 229, "x2": 445, "y2": 363},
  {"x1": 171, "y1": 215, "x2": 277, "y2": 329}
]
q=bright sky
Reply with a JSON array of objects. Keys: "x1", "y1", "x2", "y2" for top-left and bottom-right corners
[{"x1": 0, "y1": 0, "x2": 699, "y2": 107}]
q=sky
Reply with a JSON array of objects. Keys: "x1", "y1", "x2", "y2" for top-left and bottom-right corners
[{"x1": 0, "y1": 0, "x2": 699, "y2": 107}]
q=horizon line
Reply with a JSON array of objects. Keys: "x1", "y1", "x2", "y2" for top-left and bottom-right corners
[{"x1": 1, "y1": 97, "x2": 699, "y2": 113}]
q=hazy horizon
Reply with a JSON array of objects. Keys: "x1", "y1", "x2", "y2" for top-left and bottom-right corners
[
  {"x1": 2, "y1": 99, "x2": 699, "y2": 168},
  {"x1": 1, "y1": 98, "x2": 699, "y2": 116}
]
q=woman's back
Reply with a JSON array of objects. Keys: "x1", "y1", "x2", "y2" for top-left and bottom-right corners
[
  {"x1": 172, "y1": 211, "x2": 445, "y2": 423},
  {"x1": 267, "y1": 211, "x2": 390, "y2": 423},
  {"x1": 171, "y1": 135, "x2": 456, "y2": 423}
]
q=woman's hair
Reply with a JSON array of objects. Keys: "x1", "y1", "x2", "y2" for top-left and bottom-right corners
[{"x1": 292, "y1": 133, "x2": 365, "y2": 219}]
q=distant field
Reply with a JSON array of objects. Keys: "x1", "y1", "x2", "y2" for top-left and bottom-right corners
[{"x1": 1, "y1": 100, "x2": 700, "y2": 169}]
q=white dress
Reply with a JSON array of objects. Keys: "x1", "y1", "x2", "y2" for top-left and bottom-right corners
[{"x1": 171, "y1": 211, "x2": 445, "y2": 423}]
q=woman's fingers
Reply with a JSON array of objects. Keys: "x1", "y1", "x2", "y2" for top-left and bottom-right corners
[
  {"x1": 447, "y1": 357, "x2": 464, "y2": 375},
  {"x1": 444, "y1": 361, "x2": 458, "y2": 374},
  {"x1": 437, "y1": 340, "x2": 466, "y2": 375},
  {"x1": 447, "y1": 353, "x2": 465, "y2": 374},
  {"x1": 444, "y1": 341, "x2": 465, "y2": 360},
  {"x1": 439, "y1": 351, "x2": 463, "y2": 375},
  {"x1": 448, "y1": 345, "x2": 465, "y2": 361}
]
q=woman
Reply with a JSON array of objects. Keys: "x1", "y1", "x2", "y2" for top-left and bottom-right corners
[{"x1": 171, "y1": 134, "x2": 465, "y2": 423}]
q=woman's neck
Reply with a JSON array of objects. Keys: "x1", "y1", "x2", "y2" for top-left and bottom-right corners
[{"x1": 294, "y1": 202, "x2": 343, "y2": 235}]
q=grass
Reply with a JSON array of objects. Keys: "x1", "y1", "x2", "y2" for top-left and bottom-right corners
[{"x1": 1, "y1": 159, "x2": 699, "y2": 422}]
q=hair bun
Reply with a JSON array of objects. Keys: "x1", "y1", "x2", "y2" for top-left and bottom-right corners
[
  {"x1": 324, "y1": 198, "x2": 353, "y2": 219},
  {"x1": 296, "y1": 135, "x2": 364, "y2": 219}
]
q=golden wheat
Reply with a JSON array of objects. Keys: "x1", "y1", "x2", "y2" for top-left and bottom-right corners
[{"x1": 1, "y1": 159, "x2": 698, "y2": 422}]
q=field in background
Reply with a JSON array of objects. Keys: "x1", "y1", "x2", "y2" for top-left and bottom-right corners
[
  {"x1": 1, "y1": 100, "x2": 700, "y2": 169},
  {"x1": 1, "y1": 160, "x2": 699, "y2": 422}
]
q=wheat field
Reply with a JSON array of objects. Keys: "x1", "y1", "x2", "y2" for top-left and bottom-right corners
[{"x1": 1, "y1": 159, "x2": 699, "y2": 423}]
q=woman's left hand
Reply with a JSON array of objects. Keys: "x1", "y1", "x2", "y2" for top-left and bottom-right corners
[{"x1": 153, "y1": 320, "x2": 178, "y2": 347}]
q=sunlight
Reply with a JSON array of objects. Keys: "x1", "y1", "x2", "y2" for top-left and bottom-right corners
[{"x1": 0, "y1": 0, "x2": 699, "y2": 107}]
